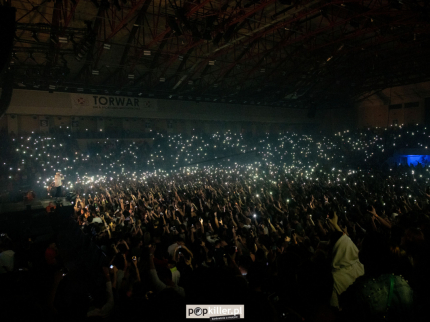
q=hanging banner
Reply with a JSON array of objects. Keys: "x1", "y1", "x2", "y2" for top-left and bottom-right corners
[{"x1": 70, "y1": 94, "x2": 157, "y2": 111}]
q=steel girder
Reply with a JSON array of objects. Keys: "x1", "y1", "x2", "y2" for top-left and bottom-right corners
[{"x1": 8, "y1": 0, "x2": 430, "y2": 107}]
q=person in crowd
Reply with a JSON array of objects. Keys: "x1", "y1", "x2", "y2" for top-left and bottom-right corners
[
  {"x1": 53, "y1": 171, "x2": 64, "y2": 198},
  {"x1": 25, "y1": 190, "x2": 36, "y2": 202},
  {"x1": 340, "y1": 232, "x2": 415, "y2": 321},
  {"x1": 148, "y1": 245, "x2": 185, "y2": 297},
  {"x1": 87, "y1": 267, "x2": 115, "y2": 319},
  {"x1": 46, "y1": 201, "x2": 56, "y2": 213},
  {"x1": 328, "y1": 213, "x2": 364, "y2": 307},
  {"x1": 0, "y1": 235, "x2": 15, "y2": 274},
  {"x1": 45, "y1": 241, "x2": 59, "y2": 268},
  {"x1": 168, "y1": 259, "x2": 181, "y2": 286}
]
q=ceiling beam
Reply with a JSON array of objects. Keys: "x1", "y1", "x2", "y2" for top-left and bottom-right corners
[
  {"x1": 62, "y1": 0, "x2": 81, "y2": 32},
  {"x1": 121, "y1": 30, "x2": 173, "y2": 90},
  {"x1": 198, "y1": 1, "x2": 401, "y2": 95},
  {"x1": 16, "y1": 0, "x2": 51, "y2": 23},
  {"x1": 74, "y1": 2, "x2": 109, "y2": 82},
  {"x1": 93, "y1": 0, "x2": 150, "y2": 69},
  {"x1": 129, "y1": 0, "x2": 214, "y2": 72},
  {"x1": 43, "y1": 0, "x2": 63, "y2": 76},
  {"x1": 100, "y1": 0, "x2": 153, "y2": 85}
]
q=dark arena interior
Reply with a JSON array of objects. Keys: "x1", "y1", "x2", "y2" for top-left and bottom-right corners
[{"x1": 1, "y1": 0, "x2": 430, "y2": 321}]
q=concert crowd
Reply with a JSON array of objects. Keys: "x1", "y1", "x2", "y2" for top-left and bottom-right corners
[{"x1": 1, "y1": 124, "x2": 430, "y2": 322}]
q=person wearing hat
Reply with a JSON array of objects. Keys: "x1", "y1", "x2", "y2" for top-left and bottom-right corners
[{"x1": 53, "y1": 171, "x2": 65, "y2": 198}]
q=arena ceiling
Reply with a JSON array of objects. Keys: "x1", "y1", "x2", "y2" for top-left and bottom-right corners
[{"x1": 5, "y1": 0, "x2": 430, "y2": 108}]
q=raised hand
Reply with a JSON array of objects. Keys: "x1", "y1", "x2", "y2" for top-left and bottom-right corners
[{"x1": 367, "y1": 206, "x2": 377, "y2": 217}]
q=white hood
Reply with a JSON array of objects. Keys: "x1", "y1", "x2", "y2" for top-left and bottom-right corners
[{"x1": 332, "y1": 234, "x2": 365, "y2": 295}]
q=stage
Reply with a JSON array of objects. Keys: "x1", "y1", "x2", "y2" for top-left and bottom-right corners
[
  {"x1": 0, "y1": 197, "x2": 73, "y2": 214},
  {"x1": 0, "y1": 197, "x2": 74, "y2": 241}
]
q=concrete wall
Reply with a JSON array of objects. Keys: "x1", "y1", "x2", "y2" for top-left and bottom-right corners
[
  {"x1": 6, "y1": 89, "x2": 313, "y2": 123},
  {"x1": 356, "y1": 82, "x2": 430, "y2": 128},
  {"x1": 320, "y1": 107, "x2": 357, "y2": 132},
  {"x1": 0, "y1": 89, "x2": 327, "y2": 134},
  {"x1": 0, "y1": 115, "x2": 7, "y2": 132},
  {"x1": 356, "y1": 103, "x2": 425, "y2": 128},
  {"x1": 5, "y1": 83, "x2": 430, "y2": 134},
  {"x1": 1, "y1": 89, "x2": 359, "y2": 134}
]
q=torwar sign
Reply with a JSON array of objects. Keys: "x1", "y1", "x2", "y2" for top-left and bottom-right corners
[{"x1": 71, "y1": 94, "x2": 157, "y2": 111}]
